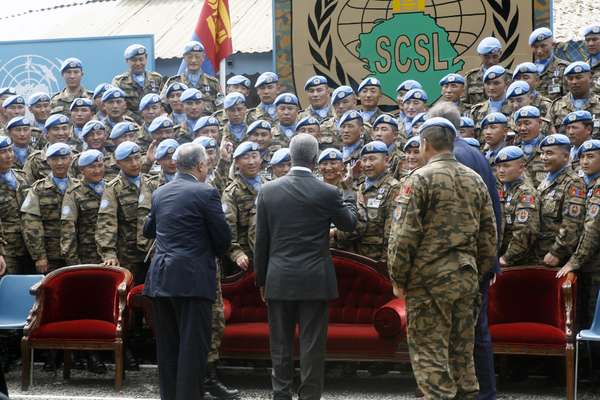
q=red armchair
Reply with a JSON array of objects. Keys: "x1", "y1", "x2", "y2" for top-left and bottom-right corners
[
  {"x1": 488, "y1": 266, "x2": 577, "y2": 400},
  {"x1": 220, "y1": 250, "x2": 408, "y2": 361},
  {"x1": 21, "y1": 265, "x2": 132, "y2": 391}
]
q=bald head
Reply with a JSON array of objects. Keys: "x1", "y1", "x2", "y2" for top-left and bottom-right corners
[
  {"x1": 427, "y1": 102, "x2": 461, "y2": 130},
  {"x1": 290, "y1": 133, "x2": 319, "y2": 168}
]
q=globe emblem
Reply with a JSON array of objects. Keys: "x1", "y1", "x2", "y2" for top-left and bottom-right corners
[
  {"x1": 337, "y1": 0, "x2": 487, "y2": 59},
  {"x1": 0, "y1": 55, "x2": 61, "y2": 99}
]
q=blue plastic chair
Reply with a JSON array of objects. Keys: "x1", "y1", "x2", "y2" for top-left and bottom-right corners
[
  {"x1": 0, "y1": 275, "x2": 44, "y2": 330},
  {"x1": 574, "y1": 289, "x2": 600, "y2": 400}
]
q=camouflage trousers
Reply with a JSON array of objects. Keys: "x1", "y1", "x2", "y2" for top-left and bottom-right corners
[
  {"x1": 406, "y1": 268, "x2": 480, "y2": 399},
  {"x1": 208, "y1": 265, "x2": 225, "y2": 363},
  {"x1": 2, "y1": 255, "x2": 35, "y2": 275}
]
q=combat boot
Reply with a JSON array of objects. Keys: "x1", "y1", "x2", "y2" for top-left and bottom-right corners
[{"x1": 203, "y1": 362, "x2": 240, "y2": 399}]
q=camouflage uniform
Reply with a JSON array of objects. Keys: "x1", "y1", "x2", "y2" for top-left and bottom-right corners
[
  {"x1": 537, "y1": 55, "x2": 570, "y2": 100},
  {"x1": 246, "y1": 105, "x2": 277, "y2": 125},
  {"x1": 0, "y1": 169, "x2": 30, "y2": 273},
  {"x1": 163, "y1": 73, "x2": 223, "y2": 116},
  {"x1": 522, "y1": 146, "x2": 546, "y2": 189},
  {"x1": 318, "y1": 118, "x2": 343, "y2": 150},
  {"x1": 359, "y1": 107, "x2": 383, "y2": 126},
  {"x1": 69, "y1": 150, "x2": 120, "y2": 181},
  {"x1": 60, "y1": 180, "x2": 104, "y2": 264},
  {"x1": 221, "y1": 123, "x2": 247, "y2": 147},
  {"x1": 111, "y1": 71, "x2": 164, "y2": 119},
  {"x1": 136, "y1": 125, "x2": 153, "y2": 154},
  {"x1": 298, "y1": 105, "x2": 333, "y2": 123},
  {"x1": 96, "y1": 173, "x2": 149, "y2": 283},
  {"x1": 207, "y1": 158, "x2": 232, "y2": 195},
  {"x1": 535, "y1": 168, "x2": 586, "y2": 263},
  {"x1": 469, "y1": 100, "x2": 513, "y2": 132},
  {"x1": 23, "y1": 149, "x2": 52, "y2": 184},
  {"x1": 547, "y1": 92, "x2": 600, "y2": 137},
  {"x1": 271, "y1": 124, "x2": 296, "y2": 148},
  {"x1": 463, "y1": 67, "x2": 512, "y2": 108},
  {"x1": 388, "y1": 153, "x2": 497, "y2": 400},
  {"x1": 588, "y1": 59, "x2": 600, "y2": 97},
  {"x1": 21, "y1": 176, "x2": 77, "y2": 271},
  {"x1": 50, "y1": 87, "x2": 93, "y2": 116},
  {"x1": 136, "y1": 173, "x2": 163, "y2": 254},
  {"x1": 531, "y1": 94, "x2": 553, "y2": 118},
  {"x1": 12, "y1": 145, "x2": 35, "y2": 170},
  {"x1": 498, "y1": 179, "x2": 540, "y2": 265}
]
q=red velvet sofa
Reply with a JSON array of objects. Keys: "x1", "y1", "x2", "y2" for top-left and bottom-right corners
[{"x1": 220, "y1": 250, "x2": 409, "y2": 361}]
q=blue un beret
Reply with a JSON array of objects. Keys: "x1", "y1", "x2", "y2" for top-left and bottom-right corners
[
  {"x1": 180, "y1": 88, "x2": 203, "y2": 103},
  {"x1": 60, "y1": 57, "x2": 82, "y2": 73},
  {"x1": 494, "y1": 146, "x2": 524, "y2": 164},
  {"x1": 255, "y1": 72, "x2": 279, "y2": 88},
  {"x1": 506, "y1": 81, "x2": 531, "y2": 99},
  {"x1": 477, "y1": 37, "x2": 502, "y2": 55},
  {"x1": 338, "y1": 110, "x2": 362, "y2": 129},
  {"x1": 139, "y1": 93, "x2": 161, "y2": 112},
  {"x1": 578, "y1": 139, "x2": 600, "y2": 157},
  {"x1": 403, "y1": 88, "x2": 428, "y2": 103},
  {"x1": 481, "y1": 112, "x2": 508, "y2": 128},
  {"x1": 247, "y1": 120, "x2": 272, "y2": 135},
  {"x1": 2, "y1": 95, "x2": 25, "y2": 108},
  {"x1": 114, "y1": 141, "x2": 140, "y2": 161},
  {"x1": 110, "y1": 121, "x2": 138, "y2": 139},
  {"x1": 270, "y1": 148, "x2": 291, "y2": 166},
  {"x1": 44, "y1": 114, "x2": 70, "y2": 130},
  {"x1": 357, "y1": 77, "x2": 381, "y2": 93},
  {"x1": 563, "y1": 110, "x2": 593, "y2": 126},
  {"x1": 396, "y1": 80, "x2": 422, "y2": 93},
  {"x1": 192, "y1": 136, "x2": 217, "y2": 149},
  {"x1": 512, "y1": 62, "x2": 539, "y2": 79},
  {"x1": 148, "y1": 116, "x2": 174, "y2": 134},
  {"x1": 183, "y1": 41, "x2": 204, "y2": 55},
  {"x1": 194, "y1": 116, "x2": 220, "y2": 132},
  {"x1": 223, "y1": 92, "x2": 246, "y2": 109},
  {"x1": 418, "y1": 117, "x2": 458, "y2": 136},
  {"x1": 403, "y1": 136, "x2": 421, "y2": 151},
  {"x1": 412, "y1": 112, "x2": 428, "y2": 126},
  {"x1": 81, "y1": 120, "x2": 105, "y2": 139},
  {"x1": 46, "y1": 142, "x2": 72, "y2": 158},
  {"x1": 464, "y1": 137, "x2": 481, "y2": 149},
  {"x1": 304, "y1": 75, "x2": 328, "y2": 90},
  {"x1": 583, "y1": 25, "x2": 600, "y2": 37},
  {"x1": 529, "y1": 27, "x2": 553, "y2": 46},
  {"x1": 226, "y1": 75, "x2": 251, "y2": 88},
  {"x1": 233, "y1": 141, "x2": 260, "y2": 159},
  {"x1": 274, "y1": 93, "x2": 299, "y2": 107},
  {"x1": 165, "y1": 82, "x2": 189, "y2": 97},
  {"x1": 564, "y1": 61, "x2": 591, "y2": 76},
  {"x1": 124, "y1": 44, "x2": 146, "y2": 60},
  {"x1": 540, "y1": 133, "x2": 571, "y2": 148},
  {"x1": 70, "y1": 97, "x2": 93, "y2": 111},
  {"x1": 102, "y1": 87, "x2": 126, "y2": 102},
  {"x1": 460, "y1": 117, "x2": 475, "y2": 128},
  {"x1": 155, "y1": 138, "x2": 179, "y2": 161},
  {"x1": 93, "y1": 83, "x2": 113, "y2": 99},
  {"x1": 0, "y1": 136, "x2": 12, "y2": 149},
  {"x1": 27, "y1": 92, "x2": 51, "y2": 107},
  {"x1": 0, "y1": 87, "x2": 16, "y2": 97},
  {"x1": 78, "y1": 149, "x2": 104, "y2": 167},
  {"x1": 6, "y1": 116, "x2": 30, "y2": 130},
  {"x1": 331, "y1": 86, "x2": 354, "y2": 105},
  {"x1": 439, "y1": 73, "x2": 465, "y2": 86},
  {"x1": 483, "y1": 65, "x2": 506, "y2": 82},
  {"x1": 318, "y1": 148, "x2": 343, "y2": 163},
  {"x1": 514, "y1": 105, "x2": 541, "y2": 123},
  {"x1": 373, "y1": 114, "x2": 398, "y2": 129},
  {"x1": 295, "y1": 116, "x2": 320, "y2": 131},
  {"x1": 361, "y1": 140, "x2": 388, "y2": 156}
]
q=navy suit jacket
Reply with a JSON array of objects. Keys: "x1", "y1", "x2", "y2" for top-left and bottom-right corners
[{"x1": 143, "y1": 173, "x2": 231, "y2": 299}]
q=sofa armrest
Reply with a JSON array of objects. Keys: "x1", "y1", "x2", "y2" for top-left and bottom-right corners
[{"x1": 373, "y1": 298, "x2": 406, "y2": 338}]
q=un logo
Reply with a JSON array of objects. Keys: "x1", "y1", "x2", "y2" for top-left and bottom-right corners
[{"x1": 0, "y1": 55, "x2": 61, "y2": 98}]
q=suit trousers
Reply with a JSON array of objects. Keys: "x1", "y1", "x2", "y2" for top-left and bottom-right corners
[
  {"x1": 152, "y1": 297, "x2": 213, "y2": 400},
  {"x1": 267, "y1": 300, "x2": 329, "y2": 400}
]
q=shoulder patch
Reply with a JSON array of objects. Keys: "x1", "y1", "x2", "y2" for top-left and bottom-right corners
[
  {"x1": 569, "y1": 186, "x2": 586, "y2": 199},
  {"x1": 589, "y1": 204, "x2": 600, "y2": 218},
  {"x1": 100, "y1": 199, "x2": 109, "y2": 209},
  {"x1": 222, "y1": 203, "x2": 228, "y2": 213},
  {"x1": 568, "y1": 204, "x2": 582, "y2": 218},
  {"x1": 519, "y1": 194, "x2": 536, "y2": 205},
  {"x1": 61, "y1": 205, "x2": 71, "y2": 217},
  {"x1": 516, "y1": 209, "x2": 529, "y2": 223}
]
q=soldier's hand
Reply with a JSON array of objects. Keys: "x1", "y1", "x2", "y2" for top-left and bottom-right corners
[
  {"x1": 104, "y1": 258, "x2": 120, "y2": 267},
  {"x1": 329, "y1": 228, "x2": 337, "y2": 240},
  {"x1": 259, "y1": 286, "x2": 266, "y2": 303},
  {"x1": 146, "y1": 140, "x2": 158, "y2": 164},
  {"x1": 543, "y1": 252, "x2": 560, "y2": 267},
  {"x1": 35, "y1": 258, "x2": 49, "y2": 273},
  {"x1": 350, "y1": 160, "x2": 362, "y2": 178},
  {"x1": 0, "y1": 256, "x2": 6, "y2": 276},
  {"x1": 392, "y1": 283, "x2": 404, "y2": 299},
  {"x1": 498, "y1": 256, "x2": 508, "y2": 268},
  {"x1": 556, "y1": 262, "x2": 575, "y2": 278},
  {"x1": 220, "y1": 140, "x2": 234, "y2": 162},
  {"x1": 235, "y1": 254, "x2": 249, "y2": 270}
]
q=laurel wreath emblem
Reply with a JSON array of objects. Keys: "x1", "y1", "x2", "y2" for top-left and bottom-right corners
[
  {"x1": 307, "y1": 0, "x2": 359, "y2": 89},
  {"x1": 486, "y1": 0, "x2": 519, "y2": 69}
]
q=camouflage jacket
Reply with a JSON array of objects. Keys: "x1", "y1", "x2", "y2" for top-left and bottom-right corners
[
  {"x1": 50, "y1": 86, "x2": 93, "y2": 116},
  {"x1": 112, "y1": 70, "x2": 164, "y2": 117},
  {"x1": 23, "y1": 149, "x2": 51, "y2": 185},
  {"x1": 271, "y1": 124, "x2": 297, "y2": 148},
  {"x1": 221, "y1": 122, "x2": 248, "y2": 147},
  {"x1": 388, "y1": 153, "x2": 497, "y2": 290},
  {"x1": 568, "y1": 176, "x2": 600, "y2": 272},
  {"x1": 522, "y1": 146, "x2": 546, "y2": 190},
  {"x1": 588, "y1": 59, "x2": 600, "y2": 97},
  {"x1": 318, "y1": 117, "x2": 343, "y2": 150},
  {"x1": 298, "y1": 105, "x2": 333, "y2": 123},
  {"x1": 247, "y1": 104, "x2": 278, "y2": 125},
  {"x1": 498, "y1": 178, "x2": 540, "y2": 265},
  {"x1": 0, "y1": 169, "x2": 29, "y2": 257},
  {"x1": 469, "y1": 100, "x2": 513, "y2": 132},
  {"x1": 163, "y1": 73, "x2": 223, "y2": 116},
  {"x1": 69, "y1": 149, "x2": 120, "y2": 181},
  {"x1": 21, "y1": 175, "x2": 77, "y2": 261},
  {"x1": 536, "y1": 167, "x2": 586, "y2": 261},
  {"x1": 136, "y1": 173, "x2": 163, "y2": 254},
  {"x1": 547, "y1": 92, "x2": 600, "y2": 137},
  {"x1": 538, "y1": 55, "x2": 570, "y2": 100}
]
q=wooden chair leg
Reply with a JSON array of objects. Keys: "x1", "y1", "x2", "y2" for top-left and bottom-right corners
[
  {"x1": 566, "y1": 344, "x2": 575, "y2": 400},
  {"x1": 115, "y1": 342, "x2": 123, "y2": 390},
  {"x1": 63, "y1": 350, "x2": 72, "y2": 380},
  {"x1": 20, "y1": 338, "x2": 31, "y2": 391}
]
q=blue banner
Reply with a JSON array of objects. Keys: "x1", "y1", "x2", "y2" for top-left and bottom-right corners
[{"x1": 0, "y1": 35, "x2": 155, "y2": 98}]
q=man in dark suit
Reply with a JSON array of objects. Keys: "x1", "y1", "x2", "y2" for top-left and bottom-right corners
[
  {"x1": 143, "y1": 142, "x2": 231, "y2": 400},
  {"x1": 254, "y1": 133, "x2": 358, "y2": 400}
]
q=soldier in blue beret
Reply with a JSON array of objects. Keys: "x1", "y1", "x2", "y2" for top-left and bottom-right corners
[
  {"x1": 400, "y1": 89, "x2": 428, "y2": 139},
  {"x1": 51, "y1": 57, "x2": 92, "y2": 117},
  {"x1": 527, "y1": 28, "x2": 570, "y2": 100},
  {"x1": 272, "y1": 93, "x2": 300, "y2": 146},
  {"x1": 463, "y1": 137, "x2": 481, "y2": 149},
  {"x1": 269, "y1": 147, "x2": 291, "y2": 179},
  {"x1": 459, "y1": 117, "x2": 476, "y2": 139},
  {"x1": 247, "y1": 72, "x2": 279, "y2": 125},
  {"x1": 27, "y1": 92, "x2": 52, "y2": 132},
  {"x1": 5, "y1": 117, "x2": 32, "y2": 168},
  {"x1": 221, "y1": 92, "x2": 249, "y2": 147},
  {"x1": 371, "y1": 114, "x2": 404, "y2": 175},
  {"x1": 582, "y1": 25, "x2": 600, "y2": 96},
  {"x1": 299, "y1": 75, "x2": 332, "y2": 123},
  {"x1": 511, "y1": 105, "x2": 546, "y2": 188},
  {"x1": 178, "y1": 88, "x2": 205, "y2": 142},
  {"x1": 154, "y1": 138, "x2": 179, "y2": 183},
  {"x1": 357, "y1": 77, "x2": 383, "y2": 125},
  {"x1": 316, "y1": 147, "x2": 350, "y2": 198},
  {"x1": 110, "y1": 121, "x2": 138, "y2": 146},
  {"x1": 506, "y1": 78, "x2": 553, "y2": 119},
  {"x1": 71, "y1": 120, "x2": 119, "y2": 181},
  {"x1": 148, "y1": 116, "x2": 176, "y2": 145},
  {"x1": 402, "y1": 136, "x2": 424, "y2": 174},
  {"x1": 101, "y1": 87, "x2": 135, "y2": 131},
  {"x1": 138, "y1": 93, "x2": 163, "y2": 141},
  {"x1": 470, "y1": 65, "x2": 511, "y2": 131},
  {"x1": 245, "y1": 120, "x2": 279, "y2": 171},
  {"x1": 2, "y1": 95, "x2": 26, "y2": 123},
  {"x1": 193, "y1": 116, "x2": 221, "y2": 143},
  {"x1": 226, "y1": 75, "x2": 251, "y2": 97},
  {"x1": 295, "y1": 116, "x2": 324, "y2": 148},
  {"x1": 331, "y1": 86, "x2": 356, "y2": 116},
  {"x1": 91, "y1": 83, "x2": 113, "y2": 122},
  {"x1": 163, "y1": 82, "x2": 188, "y2": 127},
  {"x1": 70, "y1": 98, "x2": 94, "y2": 142},
  {"x1": 563, "y1": 111, "x2": 594, "y2": 173},
  {"x1": 481, "y1": 113, "x2": 509, "y2": 164},
  {"x1": 436, "y1": 73, "x2": 467, "y2": 114},
  {"x1": 464, "y1": 37, "x2": 510, "y2": 107},
  {"x1": 191, "y1": 135, "x2": 229, "y2": 193},
  {"x1": 338, "y1": 110, "x2": 366, "y2": 170},
  {"x1": 395, "y1": 80, "x2": 423, "y2": 119}
]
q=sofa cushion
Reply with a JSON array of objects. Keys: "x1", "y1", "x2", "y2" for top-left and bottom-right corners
[
  {"x1": 490, "y1": 322, "x2": 566, "y2": 345},
  {"x1": 373, "y1": 298, "x2": 406, "y2": 338},
  {"x1": 30, "y1": 319, "x2": 117, "y2": 341}
]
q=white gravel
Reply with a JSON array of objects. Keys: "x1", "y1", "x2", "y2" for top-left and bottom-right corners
[{"x1": 554, "y1": 0, "x2": 600, "y2": 41}]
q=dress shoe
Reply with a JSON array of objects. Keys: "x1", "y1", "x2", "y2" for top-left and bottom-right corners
[
  {"x1": 124, "y1": 347, "x2": 139, "y2": 371},
  {"x1": 204, "y1": 362, "x2": 240, "y2": 399}
]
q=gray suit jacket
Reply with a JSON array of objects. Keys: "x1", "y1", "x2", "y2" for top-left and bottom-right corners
[{"x1": 254, "y1": 168, "x2": 357, "y2": 300}]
